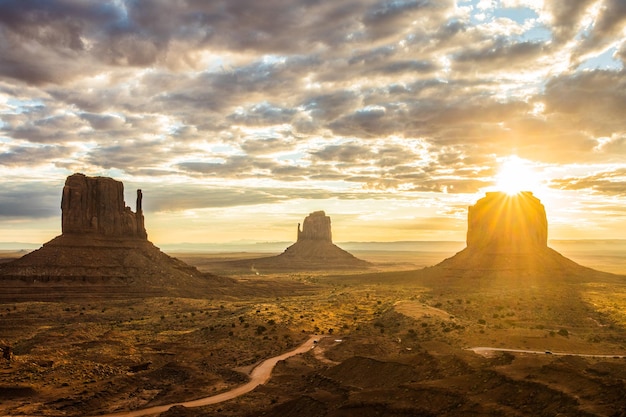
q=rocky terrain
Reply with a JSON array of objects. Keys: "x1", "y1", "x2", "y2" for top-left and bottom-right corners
[
  {"x1": 1, "y1": 190, "x2": 625, "y2": 416},
  {"x1": 0, "y1": 174, "x2": 235, "y2": 299}
]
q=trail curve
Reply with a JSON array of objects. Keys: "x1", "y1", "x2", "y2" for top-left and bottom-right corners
[{"x1": 90, "y1": 335, "x2": 320, "y2": 417}]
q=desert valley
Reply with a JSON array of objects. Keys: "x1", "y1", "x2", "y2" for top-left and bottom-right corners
[{"x1": 0, "y1": 174, "x2": 625, "y2": 417}]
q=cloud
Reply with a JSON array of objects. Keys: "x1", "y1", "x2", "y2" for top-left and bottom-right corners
[
  {"x1": 0, "y1": 182, "x2": 61, "y2": 218},
  {"x1": 311, "y1": 142, "x2": 377, "y2": 163},
  {"x1": 550, "y1": 168, "x2": 626, "y2": 196},
  {"x1": 544, "y1": 0, "x2": 596, "y2": 43},
  {"x1": 141, "y1": 184, "x2": 413, "y2": 213},
  {"x1": 577, "y1": 0, "x2": 626, "y2": 55},
  {"x1": 0, "y1": 144, "x2": 74, "y2": 167},
  {"x1": 543, "y1": 69, "x2": 626, "y2": 137},
  {"x1": 0, "y1": 0, "x2": 625, "y2": 241},
  {"x1": 79, "y1": 112, "x2": 126, "y2": 130}
]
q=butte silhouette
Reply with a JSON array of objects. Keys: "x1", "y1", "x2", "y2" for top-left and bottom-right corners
[
  {"x1": 427, "y1": 191, "x2": 620, "y2": 283},
  {"x1": 222, "y1": 211, "x2": 369, "y2": 271},
  {"x1": 0, "y1": 173, "x2": 231, "y2": 299}
]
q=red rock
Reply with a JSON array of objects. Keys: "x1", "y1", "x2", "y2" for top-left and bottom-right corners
[
  {"x1": 297, "y1": 211, "x2": 332, "y2": 242},
  {"x1": 467, "y1": 191, "x2": 547, "y2": 253},
  {"x1": 61, "y1": 173, "x2": 147, "y2": 238}
]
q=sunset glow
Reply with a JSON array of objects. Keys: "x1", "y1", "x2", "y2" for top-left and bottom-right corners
[
  {"x1": 495, "y1": 156, "x2": 541, "y2": 196},
  {"x1": 0, "y1": 1, "x2": 625, "y2": 245}
]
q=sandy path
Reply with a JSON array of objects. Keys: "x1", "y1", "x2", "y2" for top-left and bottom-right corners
[
  {"x1": 468, "y1": 346, "x2": 626, "y2": 358},
  {"x1": 89, "y1": 335, "x2": 321, "y2": 417}
]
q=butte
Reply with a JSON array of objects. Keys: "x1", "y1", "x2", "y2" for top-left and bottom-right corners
[
  {"x1": 222, "y1": 211, "x2": 369, "y2": 271},
  {"x1": 0, "y1": 173, "x2": 232, "y2": 300},
  {"x1": 421, "y1": 191, "x2": 623, "y2": 285}
]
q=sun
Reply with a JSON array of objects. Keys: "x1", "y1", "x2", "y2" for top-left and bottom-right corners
[{"x1": 495, "y1": 156, "x2": 540, "y2": 195}]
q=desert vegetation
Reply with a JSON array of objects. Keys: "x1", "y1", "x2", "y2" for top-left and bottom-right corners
[{"x1": 2, "y1": 250, "x2": 626, "y2": 416}]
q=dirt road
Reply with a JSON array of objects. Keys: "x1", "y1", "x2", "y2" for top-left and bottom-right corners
[
  {"x1": 90, "y1": 335, "x2": 321, "y2": 417},
  {"x1": 468, "y1": 346, "x2": 626, "y2": 358}
]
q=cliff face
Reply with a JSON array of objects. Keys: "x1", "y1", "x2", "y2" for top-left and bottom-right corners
[
  {"x1": 0, "y1": 173, "x2": 233, "y2": 296},
  {"x1": 61, "y1": 173, "x2": 147, "y2": 239},
  {"x1": 466, "y1": 191, "x2": 547, "y2": 253},
  {"x1": 297, "y1": 211, "x2": 332, "y2": 242}
]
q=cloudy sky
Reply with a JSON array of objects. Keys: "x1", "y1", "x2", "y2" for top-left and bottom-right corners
[{"x1": 1, "y1": 0, "x2": 625, "y2": 246}]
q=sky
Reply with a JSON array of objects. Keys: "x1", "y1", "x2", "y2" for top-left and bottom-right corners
[{"x1": 1, "y1": 0, "x2": 626, "y2": 246}]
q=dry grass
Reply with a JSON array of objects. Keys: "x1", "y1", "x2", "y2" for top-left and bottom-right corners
[{"x1": 1, "y1": 248, "x2": 626, "y2": 416}]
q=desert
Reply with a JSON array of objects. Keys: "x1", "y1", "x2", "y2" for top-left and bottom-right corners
[
  {"x1": 1, "y1": 175, "x2": 625, "y2": 417},
  {"x1": 3, "y1": 2, "x2": 626, "y2": 415}
]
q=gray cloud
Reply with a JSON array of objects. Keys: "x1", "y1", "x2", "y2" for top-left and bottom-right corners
[
  {"x1": 543, "y1": 70, "x2": 626, "y2": 137},
  {"x1": 0, "y1": 182, "x2": 61, "y2": 218},
  {"x1": 0, "y1": 0, "x2": 625, "y2": 226},
  {"x1": 0, "y1": 145, "x2": 74, "y2": 167},
  {"x1": 545, "y1": 0, "x2": 597, "y2": 43},
  {"x1": 141, "y1": 184, "x2": 410, "y2": 213},
  {"x1": 573, "y1": 0, "x2": 626, "y2": 60}
]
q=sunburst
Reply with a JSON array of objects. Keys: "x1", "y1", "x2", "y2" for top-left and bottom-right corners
[{"x1": 495, "y1": 156, "x2": 540, "y2": 195}]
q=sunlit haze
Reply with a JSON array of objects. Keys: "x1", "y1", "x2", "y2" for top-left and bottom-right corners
[
  {"x1": 1, "y1": 1, "x2": 626, "y2": 246},
  {"x1": 494, "y1": 156, "x2": 543, "y2": 196}
]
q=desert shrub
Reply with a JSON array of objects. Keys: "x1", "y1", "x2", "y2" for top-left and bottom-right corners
[
  {"x1": 557, "y1": 328, "x2": 569, "y2": 337},
  {"x1": 478, "y1": 319, "x2": 486, "y2": 325}
]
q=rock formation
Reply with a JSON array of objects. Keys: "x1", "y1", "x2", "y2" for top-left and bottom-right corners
[
  {"x1": 297, "y1": 211, "x2": 332, "y2": 242},
  {"x1": 0, "y1": 173, "x2": 232, "y2": 298},
  {"x1": 466, "y1": 191, "x2": 547, "y2": 253},
  {"x1": 432, "y1": 191, "x2": 608, "y2": 279},
  {"x1": 218, "y1": 211, "x2": 369, "y2": 271},
  {"x1": 61, "y1": 173, "x2": 147, "y2": 238}
]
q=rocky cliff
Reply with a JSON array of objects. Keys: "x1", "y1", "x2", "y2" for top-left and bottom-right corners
[
  {"x1": 0, "y1": 173, "x2": 232, "y2": 298},
  {"x1": 467, "y1": 191, "x2": 547, "y2": 253},
  {"x1": 61, "y1": 173, "x2": 147, "y2": 238},
  {"x1": 297, "y1": 211, "x2": 332, "y2": 242}
]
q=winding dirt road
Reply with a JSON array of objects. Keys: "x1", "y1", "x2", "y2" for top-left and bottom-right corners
[{"x1": 89, "y1": 335, "x2": 321, "y2": 417}]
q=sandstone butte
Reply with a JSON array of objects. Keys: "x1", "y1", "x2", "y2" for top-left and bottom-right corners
[
  {"x1": 466, "y1": 191, "x2": 548, "y2": 253},
  {"x1": 0, "y1": 173, "x2": 232, "y2": 298},
  {"x1": 222, "y1": 211, "x2": 370, "y2": 271},
  {"x1": 430, "y1": 191, "x2": 612, "y2": 280}
]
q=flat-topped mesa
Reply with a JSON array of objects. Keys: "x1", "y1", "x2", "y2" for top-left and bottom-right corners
[
  {"x1": 61, "y1": 173, "x2": 147, "y2": 239},
  {"x1": 467, "y1": 191, "x2": 547, "y2": 253},
  {"x1": 297, "y1": 210, "x2": 332, "y2": 243}
]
